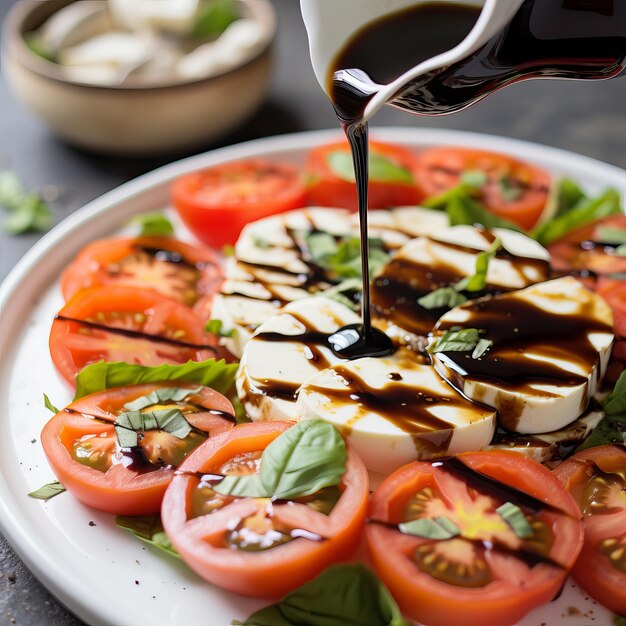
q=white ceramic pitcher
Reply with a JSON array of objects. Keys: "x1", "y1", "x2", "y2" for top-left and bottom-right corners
[{"x1": 300, "y1": 0, "x2": 525, "y2": 123}]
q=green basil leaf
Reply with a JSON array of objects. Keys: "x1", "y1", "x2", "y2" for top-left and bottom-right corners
[
  {"x1": 532, "y1": 188, "x2": 622, "y2": 246},
  {"x1": 616, "y1": 244, "x2": 626, "y2": 257},
  {"x1": 445, "y1": 193, "x2": 522, "y2": 231},
  {"x1": 455, "y1": 237, "x2": 501, "y2": 292},
  {"x1": 251, "y1": 235, "x2": 271, "y2": 249},
  {"x1": 429, "y1": 328, "x2": 481, "y2": 354},
  {"x1": 232, "y1": 563, "x2": 409, "y2": 626},
  {"x1": 74, "y1": 359, "x2": 238, "y2": 400},
  {"x1": 472, "y1": 338, "x2": 493, "y2": 359},
  {"x1": 554, "y1": 178, "x2": 586, "y2": 218},
  {"x1": 322, "y1": 279, "x2": 362, "y2": 311},
  {"x1": 215, "y1": 420, "x2": 347, "y2": 500},
  {"x1": 602, "y1": 370, "x2": 626, "y2": 416},
  {"x1": 326, "y1": 151, "x2": 413, "y2": 184},
  {"x1": 190, "y1": 0, "x2": 239, "y2": 38},
  {"x1": 116, "y1": 515, "x2": 180, "y2": 559},
  {"x1": 399, "y1": 516, "x2": 460, "y2": 540},
  {"x1": 460, "y1": 170, "x2": 488, "y2": 188},
  {"x1": 130, "y1": 213, "x2": 174, "y2": 237},
  {"x1": 115, "y1": 408, "x2": 192, "y2": 448},
  {"x1": 205, "y1": 319, "x2": 235, "y2": 338},
  {"x1": 595, "y1": 227, "x2": 626, "y2": 245},
  {"x1": 498, "y1": 176, "x2": 522, "y2": 202},
  {"x1": 496, "y1": 502, "x2": 533, "y2": 538},
  {"x1": 0, "y1": 171, "x2": 53, "y2": 234},
  {"x1": 28, "y1": 481, "x2": 66, "y2": 501},
  {"x1": 123, "y1": 386, "x2": 202, "y2": 411},
  {"x1": 43, "y1": 393, "x2": 60, "y2": 414},
  {"x1": 418, "y1": 287, "x2": 467, "y2": 310}
]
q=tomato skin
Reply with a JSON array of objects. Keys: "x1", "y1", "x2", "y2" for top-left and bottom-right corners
[
  {"x1": 172, "y1": 159, "x2": 307, "y2": 249},
  {"x1": 553, "y1": 445, "x2": 626, "y2": 615},
  {"x1": 60, "y1": 236, "x2": 223, "y2": 321},
  {"x1": 597, "y1": 277, "x2": 626, "y2": 338},
  {"x1": 41, "y1": 383, "x2": 235, "y2": 515},
  {"x1": 161, "y1": 421, "x2": 369, "y2": 598},
  {"x1": 366, "y1": 451, "x2": 583, "y2": 626},
  {"x1": 49, "y1": 286, "x2": 217, "y2": 387},
  {"x1": 305, "y1": 140, "x2": 423, "y2": 211},
  {"x1": 414, "y1": 147, "x2": 551, "y2": 230},
  {"x1": 549, "y1": 215, "x2": 626, "y2": 282}
]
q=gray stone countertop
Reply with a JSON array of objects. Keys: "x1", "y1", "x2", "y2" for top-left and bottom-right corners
[{"x1": 0, "y1": 0, "x2": 625, "y2": 624}]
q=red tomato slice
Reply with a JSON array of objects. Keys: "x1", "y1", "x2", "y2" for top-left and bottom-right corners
[
  {"x1": 549, "y1": 215, "x2": 626, "y2": 282},
  {"x1": 60, "y1": 236, "x2": 223, "y2": 321},
  {"x1": 49, "y1": 286, "x2": 218, "y2": 386},
  {"x1": 553, "y1": 445, "x2": 626, "y2": 615},
  {"x1": 366, "y1": 451, "x2": 583, "y2": 626},
  {"x1": 172, "y1": 159, "x2": 307, "y2": 249},
  {"x1": 161, "y1": 421, "x2": 368, "y2": 598},
  {"x1": 414, "y1": 147, "x2": 552, "y2": 230},
  {"x1": 305, "y1": 140, "x2": 423, "y2": 211},
  {"x1": 598, "y1": 277, "x2": 626, "y2": 338},
  {"x1": 41, "y1": 383, "x2": 235, "y2": 515}
]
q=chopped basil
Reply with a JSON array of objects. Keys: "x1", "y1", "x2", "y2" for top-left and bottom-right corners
[
  {"x1": 28, "y1": 481, "x2": 66, "y2": 501},
  {"x1": 454, "y1": 237, "x2": 502, "y2": 293},
  {"x1": 498, "y1": 176, "x2": 522, "y2": 202},
  {"x1": 43, "y1": 393, "x2": 60, "y2": 414},
  {"x1": 578, "y1": 371, "x2": 626, "y2": 450},
  {"x1": 73, "y1": 359, "x2": 238, "y2": 400},
  {"x1": 116, "y1": 515, "x2": 180, "y2": 559},
  {"x1": 190, "y1": 0, "x2": 239, "y2": 38},
  {"x1": 0, "y1": 170, "x2": 53, "y2": 234},
  {"x1": 129, "y1": 213, "x2": 174, "y2": 237},
  {"x1": 418, "y1": 287, "x2": 467, "y2": 311},
  {"x1": 327, "y1": 150, "x2": 413, "y2": 184},
  {"x1": 205, "y1": 319, "x2": 234, "y2": 338},
  {"x1": 532, "y1": 187, "x2": 622, "y2": 246},
  {"x1": 496, "y1": 502, "x2": 533, "y2": 538},
  {"x1": 399, "y1": 516, "x2": 460, "y2": 540},
  {"x1": 460, "y1": 170, "x2": 488, "y2": 188},
  {"x1": 232, "y1": 563, "x2": 409, "y2": 626},
  {"x1": 215, "y1": 419, "x2": 346, "y2": 500},
  {"x1": 428, "y1": 328, "x2": 481, "y2": 354},
  {"x1": 114, "y1": 409, "x2": 192, "y2": 449},
  {"x1": 123, "y1": 386, "x2": 202, "y2": 411},
  {"x1": 322, "y1": 279, "x2": 362, "y2": 311},
  {"x1": 472, "y1": 338, "x2": 493, "y2": 359},
  {"x1": 446, "y1": 194, "x2": 522, "y2": 231},
  {"x1": 304, "y1": 233, "x2": 389, "y2": 281},
  {"x1": 554, "y1": 178, "x2": 586, "y2": 218},
  {"x1": 596, "y1": 227, "x2": 626, "y2": 245}
]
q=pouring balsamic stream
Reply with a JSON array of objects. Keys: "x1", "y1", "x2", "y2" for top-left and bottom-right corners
[{"x1": 326, "y1": 0, "x2": 626, "y2": 359}]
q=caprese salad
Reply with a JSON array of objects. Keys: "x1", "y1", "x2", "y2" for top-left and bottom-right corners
[{"x1": 32, "y1": 140, "x2": 626, "y2": 626}]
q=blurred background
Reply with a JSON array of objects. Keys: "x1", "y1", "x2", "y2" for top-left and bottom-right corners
[{"x1": 0, "y1": 0, "x2": 625, "y2": 623}]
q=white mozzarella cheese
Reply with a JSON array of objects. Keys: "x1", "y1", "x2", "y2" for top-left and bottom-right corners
[
  {"x1": 432, "y1": 277, "x2": 614, "y2": 434},
  {"x1": 236, "y1": 296, "x2": 360, "y2": 421},
  {"x1": 296, "y1": 355, "x2": 496, "y2": 475}
]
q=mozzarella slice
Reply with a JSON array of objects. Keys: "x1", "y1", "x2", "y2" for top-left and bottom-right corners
[
  {"x1": 487, "y1": 403, "x2": 604, "y2": 465},
  {"x1": 236, "y1": 296, "x2": 360, "y2": 421},
  {"x1": 372, "y1": 225, "x2": 551, "y2": 338},
  {"x1": 432, "y1": 277, "x2": 614, "y2": 434},
  {"x1": 296, "y1": 355, "x2": 496, "y2": 474}
]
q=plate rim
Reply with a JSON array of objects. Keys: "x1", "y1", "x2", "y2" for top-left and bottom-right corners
[{"x1": 0, "y1": 127, "x2": 624, "y2": 626}]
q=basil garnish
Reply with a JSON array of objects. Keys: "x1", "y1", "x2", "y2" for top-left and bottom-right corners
[
  {"x1": 73, "y1": 359, "x2": 238, "y2": 400},
  {"x1": 554, "y1": 178, "x2": 586, "y2": 218},
  {"x1": 28, "y1": 481, "x2": 66, "y2": 501},
  {"x1": 327, "y1": 150, "x2": 413, "y2": 184},
  {"x1": 429, "y1": 328, "x2": 481, "y2": 354},
  {"x1": 43, "y1": 393, "x2": 60, "y2": 415},
  {"x1": 190, "y1": 0, "x2": 239, "y2": 38},
  {"x1": 579, "y1": 370, "x2": 626, "y2": 450},
  {"x1": 116, "y1": 515, "x2": 180, "y2": 559},
  {"x1": 498, "y1": 176, "x2": 522, "y2": 202},
  {"x1": 399, "y1": 516, "x2": 460, "y2": 540},
  {"x1": 130, "y1": 213, "x2": 174, "y2": 237},
  {"x1": 123, "y1": 386, "x2": 202, "y2": 412},
  {"x1": 496, "y1": 502, "x2": 533, "y2": 538},
  {"x1": 232, "y1": 563, "x2": 409, "y2": 626},
  {"x1": 322, "y1": 278, "x2": 362, "y2": 311},
  {"x1": 0, "y1": 170, "x2": 53, "y2": 235},
  {"x1": 205, "y1": 319, "x2": 234, "y2": 338},
  {"x1": 114, "y1": 409, "x2": 192, "y2": 449},
  {"x1": 418, "y1": 287, "x2": 468, "y2": 311},
  {"x1": 472, "y1": 338, "x2": 493, "y2": 359},
  {"x1": 215, "y1": 420, "x2": 346, "y2": 500}
]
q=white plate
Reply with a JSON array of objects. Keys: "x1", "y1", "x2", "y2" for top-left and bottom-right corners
[{"x1": 1, "y1": 129, "x2": 624, "y2": 626}]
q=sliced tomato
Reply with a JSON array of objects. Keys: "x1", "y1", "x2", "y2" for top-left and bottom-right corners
[
  {"x1": 60, "y1": 236, "x2": 223, "y2": 321},
  {"x1": 41, "y1": 383, "x2": 235, "y2": 515},
  {"x1": 414, "y1": 147, "x2": 552, "y2": 230},
  {"x1": 598, "y1": 277, "x2": 626, "y2": 338},
  {"x1": 366, "y1": 451, "x2": 583, "y2": 626},
  {"x1": 305, "y1": 139, "x2": 423, "y2": 211},
  {"x1": 49, "y1": 286, "x2": 218, "y2": 386},
  {"x1": 161, "y1": 421, "x2": 368, "y2": 598},
  {"x1": 553, "y1": 445, "x2": 626, "y2": 615},
  {"x1": 172, "y1": 159, "x2": 307, "y2": 249},
  {"x1": 549, "y1": 215, "x2": 626, "y2": 282}
]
